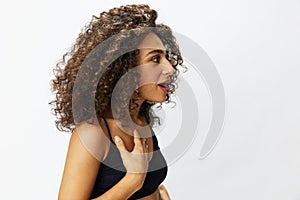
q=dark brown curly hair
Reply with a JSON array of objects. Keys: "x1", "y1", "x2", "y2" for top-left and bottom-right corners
[{"x1": 49, "y1": 4, "x2": 184, "y2": 133}]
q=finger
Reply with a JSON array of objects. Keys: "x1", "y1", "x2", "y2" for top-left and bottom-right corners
[
  {"x1": 133, "y1": 129, "x2": 143, "y2": 149},
  {"x1": 114, "y1": 136, "x2": 127, "y2": 152},
  {"x1": 145, "y1": 142, "x2": 149, "y2": 150},
  {"x1": 158, "y1": 185, "x2": 171, "y2": 200},
  {"x1": 142, "y1": 139, "x2": 147, "y2": 152}
]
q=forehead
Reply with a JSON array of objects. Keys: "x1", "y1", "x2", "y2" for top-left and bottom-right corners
[{"x1": 138, "y1": 32, "x2": 166, "y2": 52}]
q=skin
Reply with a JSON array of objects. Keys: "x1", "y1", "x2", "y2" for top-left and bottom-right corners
[{"x1": 58, "y1": 33, "x2": 174, "y2": 200}]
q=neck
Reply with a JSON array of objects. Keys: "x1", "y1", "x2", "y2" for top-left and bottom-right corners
[
  {"x1": 104, "y1": 92, "x2": 147, "y2": 126},
  {"x1": 129, "y1": 90, "x2": 146, "y2": 126}
]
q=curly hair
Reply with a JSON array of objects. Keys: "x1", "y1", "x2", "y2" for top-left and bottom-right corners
[{"x1": 49, "y1": 4, "x2": 184, "y2": 133}]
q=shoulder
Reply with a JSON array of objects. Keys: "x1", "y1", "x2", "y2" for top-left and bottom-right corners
[
  {"x1": 71, "y1": 121, "x2": 111, "y2": 162},
  {"x1": 75, "y1": 120, "x2": 104, "y2": 135},
  {"x1": 59, "y1": 121, "x2": 107, "y2": 199}
]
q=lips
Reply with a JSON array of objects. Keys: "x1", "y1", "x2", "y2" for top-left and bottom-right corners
[
  {"x1": 158, "y1": 82, "x2": 170, "y2": 93},
  {"x1": 159, "y1": 85, "x2": 169, "y2": 93}
]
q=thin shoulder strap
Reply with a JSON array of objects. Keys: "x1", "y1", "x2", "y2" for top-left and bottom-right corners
[{"x1": 102, "y1": 117, "x2": 113, "y2": 142}]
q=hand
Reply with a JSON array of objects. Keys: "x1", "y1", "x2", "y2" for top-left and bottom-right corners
[
  {"x1": 114, "y1": 129, "x2": 150, "y2": 174},
  {"x1": 158, "y1": 184, "x2": 171, "y2": 200}
]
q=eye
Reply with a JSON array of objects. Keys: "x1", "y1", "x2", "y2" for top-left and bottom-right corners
[{"x1": 151, "y1": 55, "x2": 160, "y2": 63}]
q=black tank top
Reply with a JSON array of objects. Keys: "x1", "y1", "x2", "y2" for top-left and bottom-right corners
[{"x1": 90, "y1": 118, "x2": 168, "y2": 199}]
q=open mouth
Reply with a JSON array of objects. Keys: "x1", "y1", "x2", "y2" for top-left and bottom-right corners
[{"x1": 158, "y1": 83, "x2": 170, "y2": 93}]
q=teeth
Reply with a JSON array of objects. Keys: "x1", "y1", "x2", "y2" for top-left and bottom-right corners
[{"x1": 158, "y1": 83, "x2": 169, "y2": 89}]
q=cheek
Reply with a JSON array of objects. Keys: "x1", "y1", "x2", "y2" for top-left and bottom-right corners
[
  {"x1": 139, "y1": 84, "x2": 157, "y2": 97},
  {"x1": 138, "y1": 67, "x2": 162, "y2": 86},
  {"x1": 139, "y1": 84, "x2": 155, "y2": 92},
  {"x1": 139, "y1": 84, "x2": 166, "y2": 102}
]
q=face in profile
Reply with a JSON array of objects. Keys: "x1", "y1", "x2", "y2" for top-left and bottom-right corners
[{"x1": 137, "y1": 32, "x2": 175, "y2": 103}]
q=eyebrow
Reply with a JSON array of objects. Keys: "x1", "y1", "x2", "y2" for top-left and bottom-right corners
[{"x1": 145, "y1": 49, "x2": 166, "y2": 57}]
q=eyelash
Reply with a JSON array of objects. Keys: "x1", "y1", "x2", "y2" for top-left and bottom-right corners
[{"x1": 152, "y1": 55, "x2": 161, "y2": 63}]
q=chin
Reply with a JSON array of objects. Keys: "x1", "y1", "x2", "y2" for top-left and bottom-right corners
[{"x1": 146, "y1": 96, "x2": 167, "y2": 103}]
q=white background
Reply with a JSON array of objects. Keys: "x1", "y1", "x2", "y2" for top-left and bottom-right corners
[{"x1": 0, "y1": 0, "x2": 299, "y2": 199}]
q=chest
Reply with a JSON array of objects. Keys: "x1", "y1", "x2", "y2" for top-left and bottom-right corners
[{"x1": 102, "y1": 119, "x2": 154, "y2": 154}]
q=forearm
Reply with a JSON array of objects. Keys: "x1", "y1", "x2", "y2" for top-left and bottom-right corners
[{"x1": 93, "y1": 173, "x2": 145, "y2": 200}]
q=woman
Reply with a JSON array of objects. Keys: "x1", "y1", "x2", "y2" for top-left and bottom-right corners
[{"x1": 50, "y1": 4, "x2": 184, "y2": 200}]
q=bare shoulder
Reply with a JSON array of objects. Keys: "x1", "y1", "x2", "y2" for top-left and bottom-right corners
[
  {"x1": 59, "y1": 122, "x2": 107, "y2": 199},
  {"x1": 71, "y1": 121, "x2": 111, "y2": 162}
]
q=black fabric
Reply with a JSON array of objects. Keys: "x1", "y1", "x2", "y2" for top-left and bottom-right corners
[{"x1": 90, "y1": 118, "x2": 168, "y2": 199}]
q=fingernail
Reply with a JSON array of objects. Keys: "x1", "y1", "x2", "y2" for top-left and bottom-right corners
[{"x1": 114, "y1": 136, "x2": 121, "y2": 143}]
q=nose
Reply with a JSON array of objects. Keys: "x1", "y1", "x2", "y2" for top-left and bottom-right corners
[{"x1": 161, "y1": 59, "x2": 175, "y2": 76}]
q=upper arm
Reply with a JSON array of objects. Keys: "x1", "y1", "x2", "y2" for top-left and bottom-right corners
[{"x1": 58, "y1": 123, "x2": 110, "y2": 200}]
